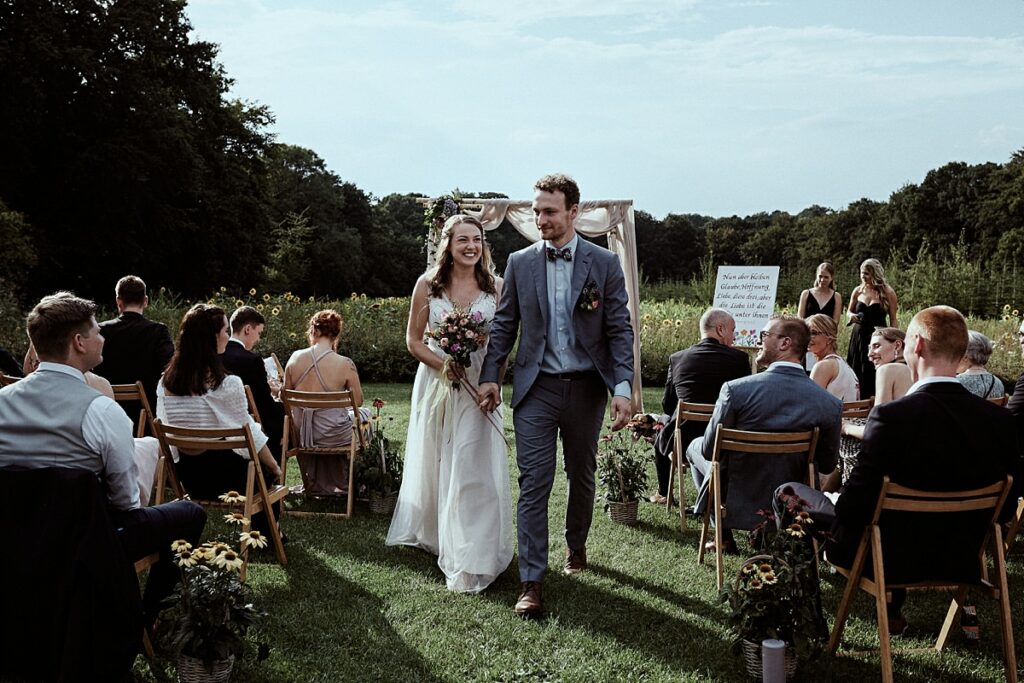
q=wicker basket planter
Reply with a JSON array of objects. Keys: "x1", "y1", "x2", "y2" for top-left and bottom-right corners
[
  {"x1": 740, "y1": 639, "x2": 796, "y2": 681},
  {"x1": 368, "y1": 490, "x2": 398, "y2": 515},
  {"x1": 606, "y1": 499, "x2": 639, "y2": 525},
  {"x1": 176, "y1": 654, "x2": 234, "y2": 683}
]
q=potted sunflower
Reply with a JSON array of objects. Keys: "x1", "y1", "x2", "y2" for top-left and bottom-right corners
[
  {"x1": 157, "y1": 520, "x2": 267, "y2": 682},
  {"x1": 597, "y1": 430, "x2": 649, "y2": 525},
  {"x1": 359, "y1": 398, "x2": 403, "y2": 514}
]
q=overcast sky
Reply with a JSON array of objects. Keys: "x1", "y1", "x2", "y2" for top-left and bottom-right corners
[{"x1": 187, "y1": 0, "x2": 1024, "y2": 218}]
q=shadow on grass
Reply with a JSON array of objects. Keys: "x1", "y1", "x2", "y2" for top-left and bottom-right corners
[{"x1": 238, "y1": 543, "x2": 446, "y2": 683}]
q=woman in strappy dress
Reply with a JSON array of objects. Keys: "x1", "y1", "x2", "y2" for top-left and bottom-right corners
[
  {"x1": 845, "y1": 258, "x2": 899, "y2": 400},
  {"x1": 386, "y1": 214, "x2": 514, "y2": 594},
  {"x1": 283, "y1": 309, "x2": 371, "y2": 496},
  {"x1": 798, "y1": 262, "x2": 842, "y2": 371}
]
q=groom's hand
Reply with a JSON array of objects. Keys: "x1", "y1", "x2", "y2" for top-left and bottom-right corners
[
  {"x1": 609, "y1": 396, "x2": 631, "y2": 431},
  {"x1": 478, "y1": 382, "x2": 501, "y2": 412}
]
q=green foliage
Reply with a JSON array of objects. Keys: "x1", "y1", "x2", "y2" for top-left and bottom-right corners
[
  {"x1": 261, "y1": 210, "x2": 315, "y2": 292},
  {"x1": 357, "y1": 401, "x2": 403, "y2": 495},
  {"x1": 157, "y1": 562, "x2": 261, "y2": 668},
  {"x1": 597, "y1": 431, "x2": 649, "y2": 503}
]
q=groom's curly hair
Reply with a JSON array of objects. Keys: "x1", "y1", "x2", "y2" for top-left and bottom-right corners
[
  {"x1": 534, "y1": 173, "x2": 580, "y2": 208},
  {"x1": 427, "y1": 214, "x2": 497, "y2": 299}
]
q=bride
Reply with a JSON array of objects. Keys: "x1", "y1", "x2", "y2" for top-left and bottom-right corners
[{"x1": 385, "y1": 213, "x2": 514, "y2": 593}]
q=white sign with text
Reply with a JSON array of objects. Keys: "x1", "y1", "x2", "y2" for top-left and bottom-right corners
[{"x1": 712, "y1": 266, "x2": 780, "y2": 347}]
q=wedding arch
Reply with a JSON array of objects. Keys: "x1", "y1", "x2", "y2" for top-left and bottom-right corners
[{"x1": 419, "y1": 197, "x2": 644, "y2": 409}]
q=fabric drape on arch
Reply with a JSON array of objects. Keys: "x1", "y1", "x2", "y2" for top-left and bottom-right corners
[{"x1": 460, "y1": 199, "x2": 643, "y2": 410}]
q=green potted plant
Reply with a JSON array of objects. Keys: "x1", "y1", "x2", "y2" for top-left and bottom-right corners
[
  {"x1": 597, "y1": 430, "x2": 649, "y2": 525},
  {"x1": 720, "y1": 497, "x2": 827, "y2": 680},
  {"x1": 157, "y1": 529, "x2": 266, "y2": 682},
  {"x1": 359, "y1": 398, "x2": 403, "y2": 514}
]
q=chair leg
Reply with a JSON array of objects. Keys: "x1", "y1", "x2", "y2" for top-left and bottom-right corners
[
  {"x1": 713, "y1": 463, "x2": 725, "y2": 591},
  {"x1": 1005, "y1": 497, "x2": 1023, "y2": 555},
  {"x1": 254, "y1": 463, "x2": 288, "y2": 567},
  {"x1": 345, "y1": 448, "x2": 355, "y2": 517},
  {"x1": 677, "y1": 462, "x2": 687, "y2": 530},
  {"x1": 870, "y1": 528, "x2": 894, "y2": 683},
  {"x1": 936, "y1": 586, "x2": 968, "y2": 652},
  {"x1": 992, "y1": 526, "x2": 1018, "y2": 683},
  {"x1": 697, "y1": 470, "x2": 713, "y2": 564},
  {"x1": 153, "y1": 456, "x2": 167, "y2": 506},
  {"x1": 240, "y1": 464, "x2": 256, "y2": 583},
  {"x1": 666, "y1": 449, "x2": 676, "y2": 512}
]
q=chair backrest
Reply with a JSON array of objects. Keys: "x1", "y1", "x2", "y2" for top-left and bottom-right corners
[
  {"x1": 243, "y1": 385, "x2": 262, "y2": 425},
  {"x1": 988, "y1": 395, "x2": 1009, "y2": 407},
  {"x1": 271, "y1": 353, "x2": 285, "y2": 380},
  {"x1": 678, "y1": 400, "x2": 715, "y2": 423},
  {"x1": 0, "y1": 374, "x2": 20, "y2": 387},
  {"x1": 841, "y1": 398, "x2": 873, "y2": 419},
  {"x1": 280, "y1": 388, "x2": 365, "y2": 450},
  {"x1": 152, "y1": 419, "x2": 260, "y2": 458},
  {"x1": 109, "y1": 381, "x2": 156, "y2": 438},
  {"x1": 874, "y1": 476, "x2": 1011, "y2": 524},
  {"x1": 712, "y1": 426, "x2": 819, "y2": 459}
]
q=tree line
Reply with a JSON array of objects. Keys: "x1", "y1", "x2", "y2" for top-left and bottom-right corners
[{"x1": 2, "y1": 1, "x2": 1022, "y2": 319}]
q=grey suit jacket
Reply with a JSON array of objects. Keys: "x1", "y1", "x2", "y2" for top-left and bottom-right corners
[
  {"x1": 480, "y1": 238, "x2": 634, "y2": 408},
  {"x1": 700, "y1": 363, "x2": 843, "y2": 529}
]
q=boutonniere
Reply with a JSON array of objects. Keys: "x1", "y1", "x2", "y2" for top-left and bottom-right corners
[{"x1": 578, "y1": 280, "x2": 601, "y2": 312}]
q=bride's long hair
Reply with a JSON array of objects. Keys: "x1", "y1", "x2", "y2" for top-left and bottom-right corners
[{"x1": 426, "y1": 214, "x2": 497, "y2": 298}]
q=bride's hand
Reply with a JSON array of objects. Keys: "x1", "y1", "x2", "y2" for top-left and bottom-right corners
[{"x1": 445, "y1": 363, "x2": 466, "y2": 382}]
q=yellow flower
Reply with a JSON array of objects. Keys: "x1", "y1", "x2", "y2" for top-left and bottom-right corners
[
  {"x1": 762, "y1": 572, "x2": 777, "y2": 585},
  {"x1": 1004, "y1": 304, "x2": 1011, "y2": 311},
  {"x1": 239, "y1": 530, "x2": 268, "y2": 550},
  {"x1": 1014, "y1": 310, "x2": 1020, "y2": 317},
  {"x1": 249, "y1": 288, "x2": 257, "y2": 296},
  {"x1": 748, "y1": 578, "x2": 763, "y2": 590},
  {"x1": 289, "y1": 332, "x2": 297, "y2": 339},
  {"x1": 272, "y1": 307, "x2": 280, "y2": 316},
  {"x1": 642, "y1": 314, "x2": 652, "y2": 321},
  {"x1": 224, "y1": 512, "x2": 248, "y2": 526},
  {"x1": 674, "y1": 320, "x2": 683, "y2": 327},
  {"x1": 758, "y1": 563, "x2": 773, "y2": 574},
  {"x1": 796, "y1": 511, "x2": 813, "y2": 525},
  {"x1": 159, "y1": 286, "x2": 166, "y2": 294},
  {"x1": 262, "y1": 293, "x2": 271, "y2": 302},
  {"x1": 234, "y1": 299, "x2": 244, "y2": 308},
  {"x1": 214, "y1": 549, "x2": 245, "y2": 572},
  {"x1": 174, "y1": 548, "x2": 197, "y2": 568},
  {"x1": 197, "y1": 543, "x2": 218, "y2": 561},
  {"x1": 219, "y1": 490, "x2": 246, "y2": 504},
  {"x1": 170, "y1": 539, "x2": 192, "y2": 553},
  {"x1": 256, "y1": 304, "x2": 265, "y2": 312},
  {"x1": 350, "y1": 293, "x2": 358, "y2": 300},
  {"x1": 786, "y1": 523, "x2": 806, "y2": 538},
  {"x1": 220, "y1": 286, "x2": 227, "y2": 292},
  {"x1": 662, "y1": 319, "x2": 672, "y2": 326}
]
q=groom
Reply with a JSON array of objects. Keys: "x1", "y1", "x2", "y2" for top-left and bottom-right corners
[{"x1": 478, "y1": 173, "x2": 634, "y2": 618}]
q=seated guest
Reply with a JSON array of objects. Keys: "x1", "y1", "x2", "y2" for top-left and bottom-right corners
[
  {"x1": 841, "y1": 328, "x2": 913, "y2": 443},
  {"x1": 957, "y1": 330, "x2": 1005, "y2": 400},
  {"x1": 26, "y1": 340, "x2": 162, "y2": 504},
  {"x1": 1009, "y1": 318, "x2": 1024, "y2": 466},
  {"x1": 221, "y1": 306, "x2": 284, "y2": 457},
  {"x1": 93, "y1": 275, "x2": 175, "y2": 417},
  {"x1": 653, "y1": 308, "x2": 750, "y2": 504},
  {"x1": 284, "y1": 309, "x2": 370, "y2": 496},
  {"x1": 686, "y1": 314, "x2": 842, "y2": 552},
  {"x1": 776, "y1": 306, "x2": 1019, "y2": 634},
  {"x1": 157, "y1": 304, "x2": 282, "y2": 536},
  {"x1": 807, "y1": 313, "x2": 859, "y2": 401},
  {"x1": 0, "y1": 292, "x2": 205, "y2": 625}
]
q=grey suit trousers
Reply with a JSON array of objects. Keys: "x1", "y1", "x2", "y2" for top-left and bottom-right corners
[{"x1": 513, "y1": 372, "x2": 607, "y2": 582}]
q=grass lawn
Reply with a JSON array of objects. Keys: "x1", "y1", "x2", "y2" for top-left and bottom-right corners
[{"x1": 137, "y1": 383, "x2": 1023, "y2": 682}]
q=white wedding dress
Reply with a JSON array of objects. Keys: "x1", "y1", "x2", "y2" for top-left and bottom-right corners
[{"x1": 385, "y1": 291, "x2": 514, "y2": 593}]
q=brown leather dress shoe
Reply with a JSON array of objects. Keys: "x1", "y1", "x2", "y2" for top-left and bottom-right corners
[
  {"x1": 564, "y1": 546, "x2": 587, "y2": 575},
  {"x1": 514, "y1": 581, "x2": 543, "y2": 618}
]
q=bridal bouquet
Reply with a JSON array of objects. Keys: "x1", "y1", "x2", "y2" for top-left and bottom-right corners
[{"x1": 428, "y1": 307, "x2": 488, "y2": 373}]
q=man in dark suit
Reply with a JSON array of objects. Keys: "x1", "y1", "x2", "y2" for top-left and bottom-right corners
[
  {"x1": 221, "y1": 306, "x2": 283, "y2": 458},
  {"x1": 1007, "y1": 317, "x2": 1024, "y2": 459},
  {"x1": 479, "y1": 174, "x2": 634, "y2": 617},
  {"x1": 686, "y1": 314, "x2": 842, "y2": 552},
  {"x1": 93, "y1": 275, "x2": 174, "y2": 417},
  {"x1": 652, "y1": 308, "x2": 751, "y2": 504},
  {"x1": 778, "y1": 306, "x2": 1019, "y2": 632}
]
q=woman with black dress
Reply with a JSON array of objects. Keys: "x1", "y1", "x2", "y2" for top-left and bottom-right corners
[
  {"x1": 797, "y1": 262, "x2": 842, "y2": 323},
  {"x1": 845, "y1": 258, "x2": 899, "y2": 400}
]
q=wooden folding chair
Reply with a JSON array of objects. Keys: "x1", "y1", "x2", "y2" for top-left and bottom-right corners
[
  {"x1": 110, "y1": 381, "x2": 184, "y2": 505},
  {"x1": 0, "y1": 373, "x2": 20, "y2": 386},
  {"x1": 842, "y1": 398, "x2": 873, "y2": 419},
  {"x1": 667, "y1": 400, "x2": 715, "y2": 529},
  {"x1": 134, "y1": 553, "x2": 160, "y2": 658},
  {"x1": 1005, "y1": 496, "x2": 1023, "y2": 554},
  {"x1": 244, "y1": 385, "x2": 262, "y2": 425},
  {"x1": 988, "y1": 395, "x2": 1009, "y2": 407},
  {"x1": 698, "y1": 425, "x2": 820, "y2": 590},
  {"x1": 827, "y1": 476, "x2": 1016, "y2": 683},
  {"x1": 151, "y1": 419, "x2": 288, "y2": 581},
  {"x1": 280, "y1": 388, "x2": 367, "y2": 518},
  {"x1": 271, "y1": 353, "x2": 285, "y2": 381}
]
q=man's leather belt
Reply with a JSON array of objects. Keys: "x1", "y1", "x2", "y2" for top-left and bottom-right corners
[{"x1": 540, "y1": 370, "x2": 599, "y2": 382}]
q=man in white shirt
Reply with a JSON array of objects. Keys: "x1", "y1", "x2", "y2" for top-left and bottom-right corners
[{"x1": 0, "y1": 292, "x2": 205, "y2": 626}]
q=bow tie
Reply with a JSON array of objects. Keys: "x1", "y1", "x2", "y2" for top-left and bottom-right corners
[{"x1": 546, "y1": 247, "x2": 572, "y2": 262}]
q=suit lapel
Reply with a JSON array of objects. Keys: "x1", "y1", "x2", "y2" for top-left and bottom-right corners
[
  {"x1": 569, "y1": 239, "x2": 593, "y2": 318},
  {"x1": 532, "y1": 242, "x2": 549, "y2": 327}
]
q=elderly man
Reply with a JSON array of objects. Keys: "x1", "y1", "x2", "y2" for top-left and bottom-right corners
[
  {"x1": 652, "y1": 308, "x2": 750, "y2": 504},
  {"x1": 777, "y1": 306, "x2": 1019, "y2": 633},
  {"x1": 686, "y1": 314, "x2": 842, "y2": 553},
  {"x1": 0, "y1": 292, "x2": 205, "y2": 626}
]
